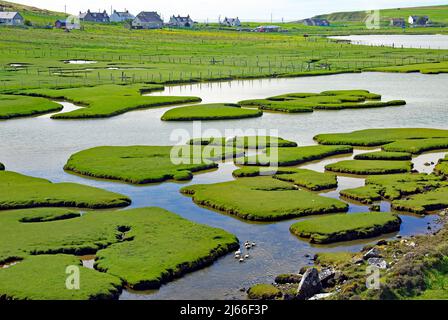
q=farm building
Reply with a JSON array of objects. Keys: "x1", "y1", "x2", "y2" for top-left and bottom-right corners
[
  {"x1": 79, "y1": 10, "x2": 110, "y2": 23},
  {"x1": 303, "y1": 18, "x2": 330, "y2": 27},
  {"x1": 221, "y1": 17, "x2": 241, "y2": 27},
  {"x1": 110, "y1": 10, "x2": 135, "y2": 22},
  {"x1": 408, "y1": 15, "x2": 430, "y2": 26},
  {"x1": 132, "y1": 12, "x2": 163, "y2": 29},
  {"x1": 255, "y1": 25, "x2": 281, "y2": 32},
  {"x1": 169, "y1": 15, "x2": 194, "y2": 28},
  {"x1": 390, "y1": 18, "x2": 405, "y2": 27},
  {"x1": 55, "y1": 18, "x2": 81, "y2": 30},
  {"x1": 0, "y1": 11, "x2": 24, "y2": 26}
]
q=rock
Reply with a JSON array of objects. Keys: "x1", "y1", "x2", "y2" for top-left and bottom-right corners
[
  {"x1": 319, "y1": 268, "x2": 336, "y2": 288},
  {"x1": 424, "y1": 162, "x2": 431, "y2": 167},
  {"x1": 309, "y1": 292, "x2": 335, "y2": 300},
  {"x1": 296, "y1": 268, "x2": 323, "y2": 300},
  {"x1": 298, "y1": 266, "x2": 309, "y2": 275},
  {"x1": 369, "y1": 204, "x2": 381, "y2": 212},
  {"x1": 367, "y1": 258, "x2": 388, "y2": 269},
  {"x1": 352, "y1": 257, "x2": 364, "y2": 265},
  {"x1": 376, "y1": 239, "x2": 388, "y2": 246},
  {"x1": 363, "y1": 248, "x2": 381, "y2": 260}
]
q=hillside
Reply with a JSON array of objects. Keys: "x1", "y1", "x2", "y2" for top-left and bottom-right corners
[
  {"x1": 311, "y1": 4, "x2": 448, "y2": 24},
  {"x1": 0, "y1": 0, "x2": 67, "y2": 25}
]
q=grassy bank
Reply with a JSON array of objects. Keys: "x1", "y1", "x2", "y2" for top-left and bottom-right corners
[
  {"x1": 273, "y1": 169, "x2": 338, "y2": 191},
  {"x1": 18, "y1": 84, "x2": 200, "y2": 119},
  {"x1": 181, "y1": 176, "x2": 348, "y2": 221},
  {"x1": 243, "y1": 145, "x2": 353, "y2": 166},
  {"x1": 0, "y1": 94, "x2": 62, "y2": 119},
  {"x1": 290, "y1": 212, "x2": 401, "y2": 244},
  {"x1": 0, "y1": 207, "x2": 239, "y2": 293},
  {"x1": 354, "y1": 151, "x2": 412, "y2": 161},
  {"x1": 239, "y1": 90, "x2": 405, "y2": 113},
  {"x1": 64, "y1": 145, "x2": 243, "y2": 184},
  {"x1": 382, "y1": 138, "x2": 448, "y2": 154},
  {"x1": 0, "y1": 171, "x2": 130, "y2": 210},
  {"x1": 161, "y1": 103, "x2": 263, "y2": 121},
  {"x1": 0, "y1": 255, "x2": 122, "y2": 300},
  {"x1": 189, "y1": 136, "x2": 298, "y2": 148},
  {"x1": 315, "y1": 128, "x2": 448, "y2": 146},
  {"x1": 325, "y1": 160, "x2": 412, "y2": 175}
]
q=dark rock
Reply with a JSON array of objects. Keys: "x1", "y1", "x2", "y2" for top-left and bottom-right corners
[
  {"x1": 298, "y1": 266, "x2": 309, "y2": 275},
  {"x1": 376, "y1": 239, "x2": 388, "y2": 246},
  {"x1": 369, "y1": 204, "x2": 381, "y2": 212},
  {"x1": 296, "y1": 268, "x2": 322, "y2": 300},
  {"x1": 319, "y1": 268, "x2": 336, "y2": 288},
  {"x1": 363, "y1": 248, "x2": 381, "y2": 260}
]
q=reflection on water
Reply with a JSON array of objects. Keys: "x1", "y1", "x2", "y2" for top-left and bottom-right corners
[
  {"x1": 1, "y1": 73, "x2": 448, "y2": 299},
  {"x1": 329, "y1": 35, "x2": 448, "y2": 50}
]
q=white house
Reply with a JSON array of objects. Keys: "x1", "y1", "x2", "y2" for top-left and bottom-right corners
[
  {"x1": 110, "y1": 10, "x2": 135, "y2": 22},
  {"x1": 169, "y1": 15, "x2": 194, "y2": 28},
  {"x1": 0, "y1": 12, "x2": 24, "y2": 26},
  {"x1": 408, "y1": 15, "x2": 430, "y2": 26},
  {"x1": 222, "y1": 17, "x2": 241, "y2": 27},
  {"x1": 132, "y1": 12, "x2": 163, "y2": 29}
]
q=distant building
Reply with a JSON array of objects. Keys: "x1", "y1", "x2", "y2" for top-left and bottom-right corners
[
  {"x1": 55, "y1": 18, "x2": 81, "y2": 30},
  {"x1": 110, "y1": 10, "x2": 135, "y2": 22},
  {"x1": 79, "y1": 10, "x2": 110, "y2": 23},
  {"x1": 221, "y1": 17, "x2": 241, "y2": 27},
  {"x1": 303, "y1": 18, "x2": 330, "y2": 27},
  {"x1": 132, "y1": 12, "x2": 163, "y2": 29},
  {"x1": 255, "y1": 25, "x2": 281, "y2": 32},
  {"x1": 408, "y1": 15, "x2": 430, "y2": 26},
  {"x1": 0, "y1": 11, "x2": 24, "y2": 26},
  {"x1": 169, "y1": 15, "x2": 194, "y2": 28},
  {"x1": 390, "y1": 18, "x2": 405, "y2": 27}
]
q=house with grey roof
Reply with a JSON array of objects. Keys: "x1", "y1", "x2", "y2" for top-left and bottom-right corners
[
  {"x1": 79, "y1": 10, "x2": 110, "y2": 23},
  {"x1": 169, "y1": 15, "x2": 194, "y2": 28},
  {"x1": 132, "y1": 11, "x2": 163, "y2": 29},
  {"x1": 221, "y1": 17, "x2": 241, "y2": 27},
  {"x1": 303, "y1": 18, "x2": 330, "y2": 27},
  {"x1": 110, "y1": 10, "x2": 135, "y2": 22},
  {"x1": 0, "y1": 11, "x2": 24, "y2": 26}
]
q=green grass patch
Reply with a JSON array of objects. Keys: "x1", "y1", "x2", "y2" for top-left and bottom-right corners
[
  {"x1": 392, "y1": 187, "x2": 448, "y2": 214},
  {"x1": 290, "y1": 212, "x2": 401, "y2": 244},
  {"x1": 238, "y1": 90, "x2": 404, "y2": 113},
  {"x1": 341, "y1": 173, "x2": 447, "y2": 204},
  {"x1": 368, "y1": 61, "x2": 448, "y2": 75},
  {"x1": 188, "y1": 136, "x2": 298, "y2": 148},
  {"x1": 314, "y1": 252, "x2": 355, "y2": 266},
  {"x1": 20, "y1": 84, "x2": 201, "y2": 119},
  {"x1": 382, "y1": 138, "x2": 448, "y2": 154},
  {"x1": 0, "y1": 171, "x2": 130, "y2": 210},
  {"x1": 0, "y1": 207, "x2": 238, "y2": 291},
  {"x1": 0, "y1": 94, "x2": 62, "y2": 119},
  {"x1": 64, "y1": 145, "x2": 243, "y2": 184},
  {"x1": 354, "y1": 151, "x2": 412, "y2": 160},
  {"x1": 315, "y1": 128, "x2": 448, "y2": 147},
  {"x1": 435, "y1": 155, "x2": 448, "y2": 177},
  {"x1": 273, "y1": 169, "x2": 338, "y2": 191},
  {"x1": 232, "y1": 167, "x2": 295, "y2": 178},
  {"x1": 325, "y1": 160, "x2": 412, "y2": 175},
  {"x1": 0, "y1": 255, "x2": 122, "y2": 300},
  {"x1": 242, "y1": 145, "x2": 353, "y2": 166},
  {"x1": 247, "y1": 284, "x2": 282, "y2": 300},
  {"x1": 181, "y1": 177, "x2": 348, "y2": 221},
  {"x1": 161, "y1": 103, "x2": 262, "y2": 121}
]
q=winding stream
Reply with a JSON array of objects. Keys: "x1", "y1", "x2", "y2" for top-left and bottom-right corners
[{"x1": 1, "y1": 72, "x2": 448, "y2": 299}]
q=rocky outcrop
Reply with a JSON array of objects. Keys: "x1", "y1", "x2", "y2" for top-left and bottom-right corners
[{"x1": 296, "y1": 268, "x2": 322, "y2": 300}]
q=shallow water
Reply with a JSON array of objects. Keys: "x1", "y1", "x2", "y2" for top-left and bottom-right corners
[
  {"x1": 1, "y1": 72, "x2": 448, "y2": 299},
  {"x1": 329, "y1": 34, "x2": 448, "y2": 50}
]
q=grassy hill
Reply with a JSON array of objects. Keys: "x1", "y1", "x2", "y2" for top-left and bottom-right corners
[
  {"x1": 312, "y1": 4, "x2": 448, "y2": 24},
  {"x1": 0, "y1": 0, "x2": 67, "y2": 25}
]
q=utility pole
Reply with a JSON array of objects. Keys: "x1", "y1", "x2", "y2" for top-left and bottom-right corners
[{"x1": 271, "y1": 13, "x2": 273, "y2": 23}]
